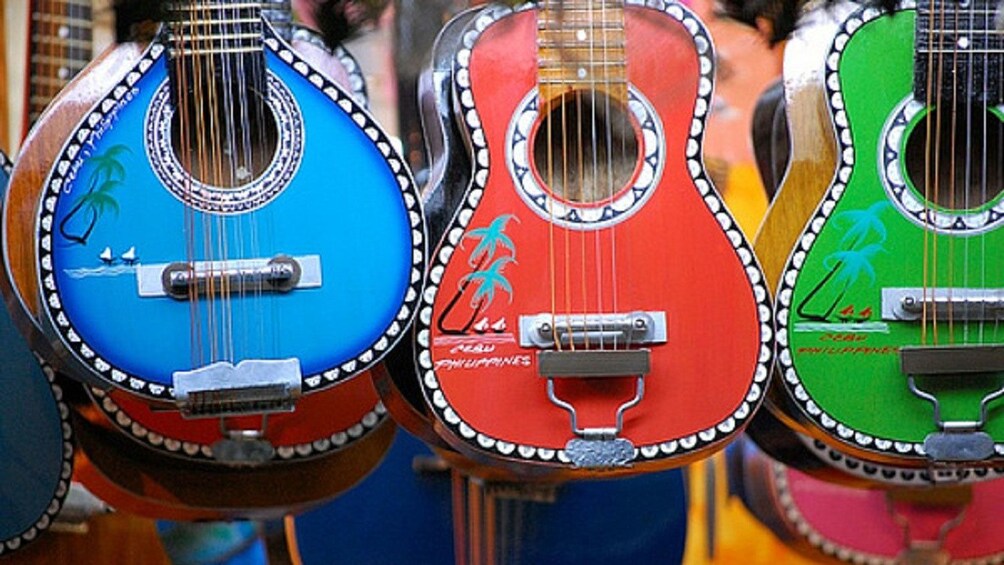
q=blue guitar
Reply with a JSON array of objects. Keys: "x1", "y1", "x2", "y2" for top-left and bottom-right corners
[
  {"x1": 21, "y1": 2, "x2": 426, "y2": 410},
  {"x1": 0, "y1": 151, "x2": 75, "y2": 556}
]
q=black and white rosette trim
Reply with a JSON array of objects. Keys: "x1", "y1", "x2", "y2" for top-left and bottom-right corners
[
  {"x1": 88, "y1": 386, "x2": 388, "y2": 462},
  {"x1": 145, "y1": 73, "x2": 305, "y2": 215},
  {"x1": 415, "y1": 0, "x2": 773, "y2": 466},
  {"x1": 771, "y1": 462, "x2": 1004, "y2": 565},
  {"x1": 36, "y1": 27, "x2": 427, "y2": 401},
  {"x1": 505, "y1": 87, "x2": 665, "y2": 229},
  {"x1": 773, "y1": 2, "x2": 1004, "y2": 461},
  {"x1": 1, "y1": 361, "x2": 74, "y2": 556},
  {"x1": 800, "y1": 434, "x2": 1004, "y2": 486},
  {"x1": 879, "y1": 96, "x2": 1004, "y2": 234}
]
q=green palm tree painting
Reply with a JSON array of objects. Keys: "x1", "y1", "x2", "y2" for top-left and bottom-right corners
[
  {"x1": 797, "y1": 201, "x2": 889, "y2": 323},
  {"x1": 60, "y1": 144, "x2": 131, "y2": 246}
]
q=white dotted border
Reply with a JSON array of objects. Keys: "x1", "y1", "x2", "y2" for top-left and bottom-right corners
[
  {"x1": 415, "y1": 0, "x2": 774, "y2": 467},
  {"x1": 771, "y1": 461, "x2": 1004, "y2": 565},
  {"x1": 504, "y1": 86, "x2": 666, "y2": 229},
  {"x1": 1, "y1": 360, "x2": 74, "y2": 556},
  {"x1": 878, "y1": 96, "x2": 1004, "y2": 234},
  {"x1": 88, "y1": 386, "x2": 388, "y2": 462},
  {"x1": 770, "y1": 0, "x2": 1004, "y2": 462},
  {"x1": 800, "y1": 434, "x2": 1004, "y2": 486},
  {"x1": 36, "y1": 25, "x2": 427, "y2": 401}
]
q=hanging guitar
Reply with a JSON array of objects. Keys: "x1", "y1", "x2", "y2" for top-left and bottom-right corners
[
  {"x1": 732, "y1": 439, "x2": 1004, "y2": 564},
  {"x1": 773, "y1": 0, "x2": 1004, "y2": 467},
  {"x1": 410, "y1": 0, "x2": 773, "y2": 475},
  {"x1": 288, "y1": 431, "x2": 688, "y2": 565},
  {"x1": 0, "y1": 152, "x2": 75, "y2": 557},
  {"x1": 0, "y1": 1, "x2": 97, "y2": 555},
  {"x1": 82, "y1": 2, "x2": 397, "y2": 467},
  {"x1": 3, "y1": 0, "x2": 426, "y2": 465}
]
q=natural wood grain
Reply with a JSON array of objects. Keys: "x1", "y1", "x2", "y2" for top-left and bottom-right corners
[
  {"x1": 3, "y1": 43, "x2": 144, "y2": 350},
  {"x1": 70, "y1": 393, "x2": 396, "y2": 520},
  {"x1": 0, "y1": 0, "x2": 9, "y2": 151},
  {"x1": 752, "y1": 3, "x2": 857, "y2": 292},
  {"x1": 0, "y1": 512, "x2": 171, "y2": 565}
]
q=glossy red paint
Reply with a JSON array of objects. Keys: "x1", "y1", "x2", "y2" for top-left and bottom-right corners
[{"x1": 428, "y1": 7, "x2": 763, "y2": 455}]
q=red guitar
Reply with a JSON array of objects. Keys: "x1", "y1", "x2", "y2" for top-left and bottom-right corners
[{"x1": 411, "y1": 0, "x2": 773, "y2": 475}]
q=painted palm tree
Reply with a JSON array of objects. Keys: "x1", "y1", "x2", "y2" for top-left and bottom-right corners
[
  {"x1": 797, "y1": 244, "x2": 884, "y2": 322},
  {"x1": 799, "y1": 200, "x2": 887, "y2": 321},
  {"x1": 59, "y1": 144, "x2": 130, "y2": 245},
  {"x1": 437, "y1": 255, "x2": 516, "y2": 335},
  {"x1": 831, "y1": 201, "x2": 891, "y2": 248},
  {"x1": 462, "y1": 256, "x2": 515, "y2": 308},
  {"x1": 462, "y1": 214, "x2": 517, "y2": 267}
]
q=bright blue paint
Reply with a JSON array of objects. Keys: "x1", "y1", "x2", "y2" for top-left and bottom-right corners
[
  {"x1": 49, "y1": 48, "x2": 414, "y2": 387},
  {"x1": 0, "y1": 166, "x2": 66, "y2": 541}
]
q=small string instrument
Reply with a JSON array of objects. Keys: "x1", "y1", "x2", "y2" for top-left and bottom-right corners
[
  {"x1": 771, "y1": 0, "x2": 1004, "y2": 467},
  {"x1": 0, "y1": 153, "x2": 75, "y2": 557},
  {"x1": 84, "y1": 3, "x2": 396, "y2": 468},
  {"x1": 733, "y1": 439, "x2": 1004, "y2": 564},
  {"x1": 408, "y1": 0, "x2": 773, "y2": 476},
  {"x1": 2, "y1": 1, "x2": 426, "y2": 466}
]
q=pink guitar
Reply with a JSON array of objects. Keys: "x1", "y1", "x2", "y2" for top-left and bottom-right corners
[{"x1": 736, "y1": 440, "x2": 1004, "y2": 563}]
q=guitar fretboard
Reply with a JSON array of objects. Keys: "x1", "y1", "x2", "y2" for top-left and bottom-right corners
[
  {"x1": 537, "y1": 0, "x2": 627, "y2": 104},
  {"x1": 913, "y1": 0, "x2": 1004, "y2": 104},
  {"x1": 165, "y1": 2, "x2": 265, "y2": 57},
  {"x1": 27, "y1": 0, "x2": 93, "y2": 126}
]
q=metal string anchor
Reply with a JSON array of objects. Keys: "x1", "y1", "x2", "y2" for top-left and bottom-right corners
[{"x1": 537, "y1": 349, "x2": 650, "y2": 468}]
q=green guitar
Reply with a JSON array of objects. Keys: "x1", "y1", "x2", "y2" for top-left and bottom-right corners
[{"x1": 775, "y1": 0, "x2": 1004, "y2": 467}]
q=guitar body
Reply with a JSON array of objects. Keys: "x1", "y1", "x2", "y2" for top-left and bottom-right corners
[
  {"x1": 289, "y1": 431, "x2": 688, "y2": 564},
  {"x1": 88, "y1": 31, "x2": 394, "y2": 465},
  {"x1": 69, "y1": 390, "x2": 396, "y2": 520},
  {"x1": 416, "y1": 1, "x2": 771, "y2": 475},
  {"x1": 0, "y1": 152, "x2": 75, "y2": 556},
  {"x1": 20, "y1": 21, "x2": 425, "y2": 401},
  {"x1": 775, "y1": 2, "x2": 1004, "y2": 465},
  {"x1": 734, "y1": 440, "x2": 1004, "y2": 564},
  {"x1": 376, "y1": 6, "x2": 483, "y2": 451}
]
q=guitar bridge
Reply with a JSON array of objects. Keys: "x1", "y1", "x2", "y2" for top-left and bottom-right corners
[
  {"x1": 519, "y1": 311, "x2": 666, "y2": 349},
  {"x1": 173, "y1": 358, "x2": 301, "y2": 418},
  {"x1": 136, "y1": 254, "x2": 321, "y2": 299},
  {"x1": 883, "y1": 287, "x2": 1004, "y2": 322}
]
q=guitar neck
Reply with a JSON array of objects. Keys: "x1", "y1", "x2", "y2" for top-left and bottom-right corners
[
  {"x1": 537, "y1": 0, "x2": 627, "y2": 104},
  {"x1": 24, "y1": 0, "x2": 93, "y2": 131},
  {"x1": 913, "y1": 0, "x2": 1004, "y2": 104}
]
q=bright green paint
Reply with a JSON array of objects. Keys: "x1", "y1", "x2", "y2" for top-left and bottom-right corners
[{"x1": 787, "y1": 9, "x2": 1004, "y2": 445}]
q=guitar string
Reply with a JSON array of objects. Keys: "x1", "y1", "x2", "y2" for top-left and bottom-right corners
[
  {"x1": 546, "y1": 1, "x2": 561, "y2": 353},
  {"x1": 946, "y1": 0, "x2": 960, "y2": 341},
  {"x1": 175, "y1": 3, "x2": 201, "y2": 368},
  {"x1": 605, "y1": 0, "x2": 622, "y2": 351},
  {"x1": 588, "y1": 0, "x2": 607, "y2": 351},
  {"x1": 921, "y1": 0, "x2": 935, "y2": 345},
  {"x1": 577, "y1": 3, "x2": 589, "y2": 352}
]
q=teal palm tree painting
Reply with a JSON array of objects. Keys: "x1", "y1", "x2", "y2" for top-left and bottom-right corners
[
  {"x1": 797, "y1": 201, "x2": 889, "y2": 323},
  {"x1": 461, "y1": 256, "x2": 515, "y2": 308},
  {"x1": 462, "y1": 214, "x2": 517, "y2": 267},
  {"x1": 60, "y1": 144, "x2": 131, "y2": 245},
  {"x1": 438, "y1": 214, "x2": 519, "y2": 335},
  {"x1": 832, "y1": 201, "x2": 890, "y2": 247}
]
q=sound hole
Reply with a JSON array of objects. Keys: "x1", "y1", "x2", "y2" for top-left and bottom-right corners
[
  {"x1": 904, "y1": 107, "x2": 1004, "y2": 210},
  {"x1": 169, "y1": 56, "x2": 279, "y2": 188},
  {"x1": 532, "y1": 90, "x2": 639, "y2": 204}
]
